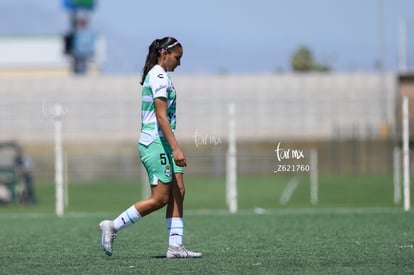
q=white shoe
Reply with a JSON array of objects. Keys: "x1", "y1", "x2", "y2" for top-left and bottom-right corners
[
  {"x1": 99, "y1": 220, "x2": 117, "y2": 256},
  {"x1": 166, "y1": 245, "x2": 202, "y2": 258}
]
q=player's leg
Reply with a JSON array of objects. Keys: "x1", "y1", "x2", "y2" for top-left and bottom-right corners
[
  {"x1": 113, "y1": 181, "x2": 171, "y2": 232},
  {"x1": 166, "y1": 173, "x2": 184, "y2": 247},
  {"x1": 166, "y1": 172, "x2": 184, "y2": 218},
  {"x1": 165, "y1": 171, "x2": 202, "y2": 258},
  {"x1": 115, "y1": 139, "x2": 173, "y2": 224},
  {"x1": 135, "y1": 181, "x2": 171, "y2": 216},
  {"x1": 100, "y1": 181, "x2": 171, "y2": 256},
  {"x1": 100, "y1": 140, "x2": 172, "y2": 256}
]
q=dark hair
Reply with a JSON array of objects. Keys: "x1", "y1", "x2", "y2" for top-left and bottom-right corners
[{"x1": 140, "y1": 37, "x2": 182, "y2": 85}]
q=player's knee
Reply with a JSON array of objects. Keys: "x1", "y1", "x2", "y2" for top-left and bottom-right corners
[
  {"x1": 152, "y1": 195, "x2": 169, "y2": 208},
  {"x1": 159, "y1": 195, "x2": 169, "y2": 206}
]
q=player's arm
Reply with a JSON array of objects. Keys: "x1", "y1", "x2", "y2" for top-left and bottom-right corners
[{"x1": 154, "y1": 97, "x2": 187, "y2": 167}]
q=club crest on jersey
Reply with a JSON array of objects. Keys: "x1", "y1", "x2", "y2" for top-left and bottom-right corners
[
  {"x1": 157, "y1": 74, "x2": 164, "y2": 79},
  {"x1": 164, "y1": 165, "x2": 171, "y2": 177}
]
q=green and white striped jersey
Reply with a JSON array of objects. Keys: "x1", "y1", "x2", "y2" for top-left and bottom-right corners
[{"x1": 139, "y1": 65, "x2": 177, "y2": 146}]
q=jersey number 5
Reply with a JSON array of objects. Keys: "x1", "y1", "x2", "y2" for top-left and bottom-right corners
[{"x1": 160, "y1": 153, "x2": 167, "y2": 165}]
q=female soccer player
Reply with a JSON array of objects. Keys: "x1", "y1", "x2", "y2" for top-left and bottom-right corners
[{"x1": 99, "y1": 37, "x2": 202, "y2": 258}]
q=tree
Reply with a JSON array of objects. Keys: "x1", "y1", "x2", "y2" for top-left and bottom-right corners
[
  {"x1": 291, "y1": 46, "x2": 330, "y2": 72},
  {"x1": 291, "y1": 46, "x2": 313, "y2": 72}
]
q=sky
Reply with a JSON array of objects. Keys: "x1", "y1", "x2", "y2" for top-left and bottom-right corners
[{"x1": 0, "y1": 0, "x2": 413, "y2": 74}]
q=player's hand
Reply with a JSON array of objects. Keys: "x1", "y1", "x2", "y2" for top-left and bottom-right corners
[{"x1": 173, "y1": 148, "x2": 187, "y2": 167}]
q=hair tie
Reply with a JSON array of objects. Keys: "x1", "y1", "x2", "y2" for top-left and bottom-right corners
[{"x1": 165, "y1": 41, "x2": 180, "y2": 50}]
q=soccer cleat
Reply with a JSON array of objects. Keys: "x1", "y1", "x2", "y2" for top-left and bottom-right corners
[
  {"x1": 166, "y1": 245, "x2": 202, "y2": 259},
  {"x1": 99, "y1": 220, "x2": 117, "y2": 256}
]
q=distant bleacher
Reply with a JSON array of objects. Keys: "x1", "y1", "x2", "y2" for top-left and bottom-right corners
[
  {"x1": 0, "y1": 73, "x2": 400, "y2": 180},
  {"x1": 0, "y1": 73, "x2": 397, "y2": 144}
]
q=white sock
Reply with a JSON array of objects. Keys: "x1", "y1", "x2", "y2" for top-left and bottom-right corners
[
  {"x1": 113, "y1": 205, "x2": 142, "y2": 231},
  {"x1": 166, "y1": 217, "x2": 184, "y2": 247}
]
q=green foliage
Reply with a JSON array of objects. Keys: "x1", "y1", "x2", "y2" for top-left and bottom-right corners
[
  {"x1": 291, "y1": 46, "x2": 313, "y2": 72},
  {"x1": 291, "y1": 46, "x2": 330, "y2": 72}
]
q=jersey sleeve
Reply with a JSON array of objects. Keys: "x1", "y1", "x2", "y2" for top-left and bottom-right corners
[{"x1": 150, "y1": 72, "x2": 169, "y2": 99}]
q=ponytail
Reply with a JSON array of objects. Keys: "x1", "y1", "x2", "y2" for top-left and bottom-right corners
[{"x1": 140, "y1": 37, "x2": 181, "y2": 85}]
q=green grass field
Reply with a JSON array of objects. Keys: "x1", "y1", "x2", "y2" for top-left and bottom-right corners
[{"x1": 1, "y1": 176, "x2": 414, "y2": 274}]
